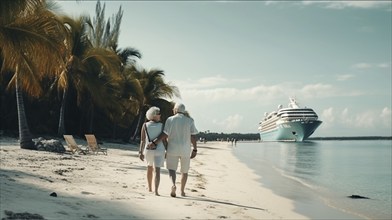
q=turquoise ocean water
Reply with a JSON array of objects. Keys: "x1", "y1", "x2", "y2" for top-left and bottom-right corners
[{"x1": 231, "y1": 140, "x2": 391, "y2": 219}]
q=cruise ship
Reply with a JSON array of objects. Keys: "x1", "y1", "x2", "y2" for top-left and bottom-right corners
[{"x1": 258, "y1": 98, "x2": 322, "y2": 142}]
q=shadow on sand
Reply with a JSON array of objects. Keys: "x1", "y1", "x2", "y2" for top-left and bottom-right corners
[
  {"x1": 177, "y1": 195, "x2": 267, "y2": 212},
  {"x1": 0, "y1": 169, "x2": 144, "y2": 219}
]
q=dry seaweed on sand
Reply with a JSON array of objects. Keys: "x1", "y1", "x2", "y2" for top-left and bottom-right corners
[{"x1": 3, "y1": 210, "x2": 45, "y2": 220}]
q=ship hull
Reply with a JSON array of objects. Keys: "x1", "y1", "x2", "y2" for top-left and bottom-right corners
[{"x1": 260, "y1": 120, "x2": 322, "y2": 142}]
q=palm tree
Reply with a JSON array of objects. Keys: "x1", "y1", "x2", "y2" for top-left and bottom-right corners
[
  {"x1": 115, "y1": 46, "x2": 141, "y2": 70},
  {"x1": 128, "y1": 67, "x2": 180, "y2": 141},
  {"x1": 86, "y1": 1, "x2": 142, "y2": 70},
  {"x1": 82, "y1": 52, "x2": 123, "y2": 134},
  {"x1": 57, "y1": 15, "x2": 125, "y2": 135},
  {"x1": 83, "y1": 0, "x2": 142, "y2": 138},
  {"x1": 56, "y1": 15, "x2": 89, "y2": 136},
  {"x1": 0, "y1": 0, "x2": 68, "y2": 149},
  {"x1": 87, "y1": 0, "x2": 121, "y2": 49}
]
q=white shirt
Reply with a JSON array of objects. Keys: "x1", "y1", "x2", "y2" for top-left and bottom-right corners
[
  {"x1": 143, "y1": 121, "x2": 165, "y2": 153},
  {"x1": 164, "y1": 113, "x2": 198, "y2": 157}
]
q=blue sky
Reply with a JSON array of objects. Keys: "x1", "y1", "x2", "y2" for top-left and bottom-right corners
[{"x1": 58, "y1": 1, "x2": 391, "y2": 137}]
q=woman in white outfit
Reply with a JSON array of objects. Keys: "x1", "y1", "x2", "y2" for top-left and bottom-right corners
[{"x1": 138, "y1": 106, "x2": 166, "y2": 196}]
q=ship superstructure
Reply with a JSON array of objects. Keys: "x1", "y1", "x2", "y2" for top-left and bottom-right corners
[{"x1": 258, "y1": 98, "x2": 322, "y2": 141}]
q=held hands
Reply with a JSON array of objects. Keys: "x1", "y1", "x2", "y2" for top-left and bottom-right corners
[
  {"x1": 190, "y1": 149, "x2": 197, "y2": 159},
  {"x1": 147, "y1": 141, "x2": 157, "y2": 150}
]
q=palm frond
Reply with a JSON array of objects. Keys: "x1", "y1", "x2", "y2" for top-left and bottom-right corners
[{"x1": 1, "y1": 5, "x2": 67, "y2": 96}]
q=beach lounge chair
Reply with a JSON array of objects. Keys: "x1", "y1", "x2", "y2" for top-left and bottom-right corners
[
  {"x1": 63, "y1": 135, "x2": 89, "y2": 155},
  {"x1": 85, "y1": 134, "x2": 108, "y2": 155}
]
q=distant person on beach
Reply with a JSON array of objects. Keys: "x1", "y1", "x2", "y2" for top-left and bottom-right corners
[
  {"x1": 138, "y1": 106, "x2": 166, "y2": 196},
  {"x1": 148, "y1": 103, "x2": 198, "y2": 197}
]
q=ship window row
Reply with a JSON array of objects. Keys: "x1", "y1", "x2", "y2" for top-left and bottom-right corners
[
  {"x1": 278, "y1": 114, "x2": 316, "y2": 117},
  {"x1": 279, "y1": 109, "x2": 315, "y2": 112},
  {"x1": 263, "y1": 116, "x2": 279, "y2": 120},
  {"x1": 278, "y1": 108, "x2": 314, "y2": 112},
  {"x1": 280, "y1": 114, "x2": 318, "y2": 117},
  {"x1": 278, "y1": 113, "x2": 317, "y2": 116},
  {"x1": 278, "y1": 110, "x2": 316, "y2": 114},
  {"x1": 280, "y1": 117, "x2": 317, "y2": 120}
]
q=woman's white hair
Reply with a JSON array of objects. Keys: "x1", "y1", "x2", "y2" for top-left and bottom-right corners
[{"x1": 146, "y1": 106, "x2": 160, "y2": 120}]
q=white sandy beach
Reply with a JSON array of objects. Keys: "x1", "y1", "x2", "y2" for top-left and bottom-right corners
[{"x1": 0, "y1": 136, "x2": 308, "y2": 219}]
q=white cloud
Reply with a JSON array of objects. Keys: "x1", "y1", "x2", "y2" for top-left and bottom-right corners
[
  {"x1": 264, "y1": 1, "x2": 279, "y2": 6},
  {"x1": 176, "y1": 77, "x2": 287, "y2": 102},
  {"x1": 175, "y1": 75, "x2": 250, "y2": 90},
  {"x1": 323, "y1": 107, "x2": 392, "y2": 132},
  {"x1": 351, "y1": 62, "x2": 391, "y2": 70},
  {"x1": 185, "y1": 87, "x2": 239, "y2": 102},
  {"x1": 340, "y1": 108, "x2": 376, "y2": 128},
  {"x1": 352, "y1": 111, "x2": 376, "y2": 128},
  {"x1": 266, "y1": 1, "x2": 391, "y2": 10},
  {"x1": 301, "y1": 1, "x2": 391, "y2": 10},
  {"x1": 340, "y1": 108, "x2": 352, "y2": 126},
  {"x1": 213, "y1": 114, "x2": 244, "y2": 132},
  {"x1": 321, "y1": 107, "x2": 335, "y2": 126},
  {"x1": 357, "y1": 26, "x2": 374, "y2": 33},
  {"x1": 175, "y1": 76, "x2": 363, "y2": 104},
  {"x1": 351, "y1": 62, "x2": 372, "y2": 69},
  {"x1": 377, "y1": 63, "x2": 390, "y2": 68},
  {"x1": 299, "y1": 83, "x2": 334, "y2": 98},
  {"x1": 337, "y1": 74, "x2": 355, "y2": 81},
  {"x1": 298, "y1": 83, "x2": 363, "y2": 98},
  {"x1": 380, "y1": 107, "x2": 392, "y2": 127}
]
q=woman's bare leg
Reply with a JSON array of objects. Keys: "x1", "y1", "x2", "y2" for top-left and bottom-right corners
[
  {"x1": 147, "y1": 166, "x2": 153, "y2": 192},
  {"x1": 154, "y1": 167, "x2": 161, "y2": 196}
]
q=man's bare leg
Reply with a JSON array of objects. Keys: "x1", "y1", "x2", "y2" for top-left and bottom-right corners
[
  {"x1": 169, "y1": 169, "x2": 176, "y2": 197},
  {"x1": 181, "y1": 173, "x2": 188, "y2": 196}
]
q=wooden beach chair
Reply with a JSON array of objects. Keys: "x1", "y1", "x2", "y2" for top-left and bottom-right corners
[
  {"x1": 63, "y1": 135, "x2": 89, "y2": 155},
  {"x1": 85, "y1": 134, "x2": 108, "y2": 155}
]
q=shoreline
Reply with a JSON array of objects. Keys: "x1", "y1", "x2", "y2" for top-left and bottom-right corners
[
  {"x1": 231, "y1": 141, "x2": 390, "y2": 220},
  {"x1": 1, "y1": 137, "x2": 306, "y2": 219}
]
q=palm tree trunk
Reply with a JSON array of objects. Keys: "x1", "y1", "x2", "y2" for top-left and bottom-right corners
[
  {"x1": 112, "y1": 124, "x2": 117, "y2": 139},
  {"x1": 88, "y1": 104, "x2": 94, "y2": 134},
  {"x1": 15, "y1": 71, "x2": 35, "y2": 149},
  {"x1": 131, "y1": 107, "x2": 145, "y2": 141},
  {"x1": 57, "y1": 87, "x2": 68, "y2": 136}
]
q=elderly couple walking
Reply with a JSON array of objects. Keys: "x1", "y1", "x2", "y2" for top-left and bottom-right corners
[{"x1": 138, "y1": 103, "x2": 198, "y2": 197}]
